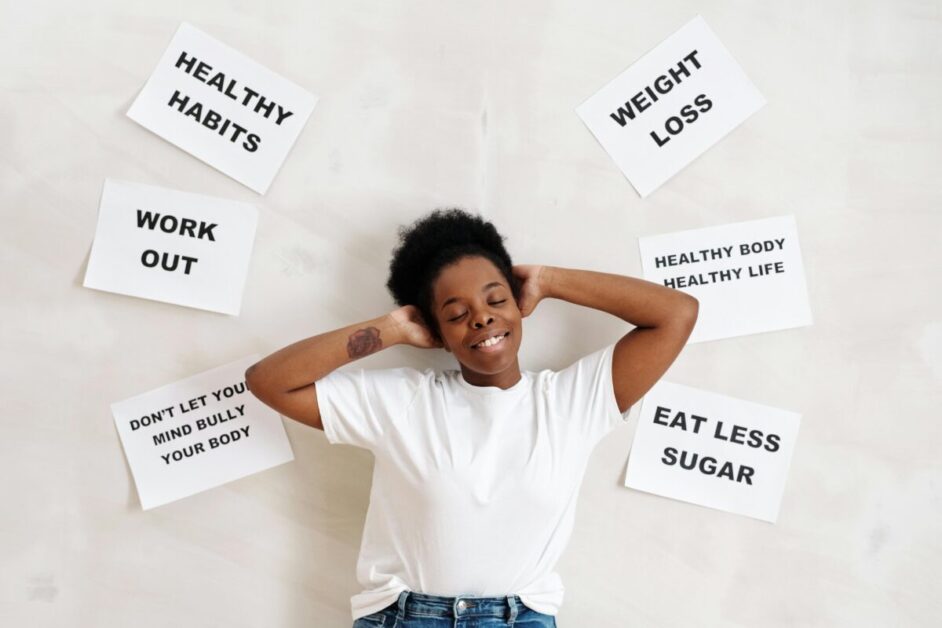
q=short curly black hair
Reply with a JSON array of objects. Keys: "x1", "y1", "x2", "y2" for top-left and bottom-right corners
[{"x1": 386, "y1": 208, "x2": 521, "y2": 340}]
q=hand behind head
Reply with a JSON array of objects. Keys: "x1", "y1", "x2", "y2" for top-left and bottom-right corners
[{"x1": 389, "y1": 305, "x2": 444, "y2": 349}]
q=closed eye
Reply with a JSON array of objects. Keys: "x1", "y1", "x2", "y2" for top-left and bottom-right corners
[{"x1": 446, "y1": 300, "x2": 507, "y2": 322}]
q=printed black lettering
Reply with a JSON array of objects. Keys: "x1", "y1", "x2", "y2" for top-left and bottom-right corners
[
  {"x1": 202, "y1": 110, "x2": 222, "y2": 131},
  {"x1": 193, "y1": 61, "x2": 212, "y2": 82},
  {"x1": 243, "y1": 133, "x2": 261, "y2": 152},
  {"x1": 694, "y1": 93, "x2": 713, "y2": 112},
  {"x1": 141, "y1": 249, "x2": 159, "y2": 268},
  {"x1": 738, "y1": 466, "x2": 755, "y2": 485},
  {"x1": 159, "y1": 214, "x2": 179, "y2": 233},
  {"x1": 136, "y1": 210, "x2": 160, "y2": 230},
  {"x1": 653, "y1": 74, "x2": 673, "y2": 94},
  {"x1": 661, "y1": 446, "x2": 678, "y2": 465},
  {"x1": 610, "y1": 104, "x2": 638, "y2": 127},
  {"x1": 184, "y1": 101, "x2": 203, "y2": 122},
  {"x1": 683, "y1": 49, "x2": 702, "y2": 69},
  {"x1": 680, "y1": 103, "x2": 699, "y2": 124},
  {"x1": 274, "y1": 104, "x2": 294, "y2": 125},
  {"x1": 174, "y1": 50, "x2": 197, "y2": 73},
  {"x1": 630, "y1": 92, "x2": 651, "y2": 114},
  {"x1": 253, "y1": 95, "x2": 276, "y2": 118},
  {"x1": 665, "y1": 115, "x2": 684, "y2": 135},
  {"x1": 650, "y1": 130, "x2": 670, "y2": 147},
  {"x1": 180, "y1": 218, "x2": 196, "y2": 238},
  {"x1": 653, "y1": 405, "x2": 671, "y2": 426},
  {"x1": 167, "y1": 90, "x2": 189, "y2": 112},
  {"x1": 729, "y1": 424, "x2": 748, "y2": 445},
  {"x1": 196, "y1": 222, "x2": 217, "y2": 241}
]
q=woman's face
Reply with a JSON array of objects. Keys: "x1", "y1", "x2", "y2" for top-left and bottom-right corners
[{"x1": 431, "y1": 255, "x2": 523, "y2": 382}]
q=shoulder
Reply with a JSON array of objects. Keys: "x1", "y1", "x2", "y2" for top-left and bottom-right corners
[
  {"x1": 326, "y1": 364, "x2": 441, "y2": 381},
  {"x1": 525, "y1": 344, "x2": 617, "y2": 405},
  {"x1": 536, "y1": 343, "x2": 616, "y2": 379},
  {"x1": 317, "y1": 365, "x2": 443, "y2": 399}
]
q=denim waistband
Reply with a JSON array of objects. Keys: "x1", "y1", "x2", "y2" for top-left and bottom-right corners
[{"x1": 393, "y1": 590, "x2": 524, "y2": 621}]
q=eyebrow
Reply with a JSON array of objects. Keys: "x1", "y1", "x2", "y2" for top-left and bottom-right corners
[{"x1": 440, "y1": 281, "x2": 505, "y2": 310}]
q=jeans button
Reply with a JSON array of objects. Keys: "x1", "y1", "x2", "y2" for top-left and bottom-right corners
[{"x1": 457, "y1": 599, "x2": 467, "y2": 610}]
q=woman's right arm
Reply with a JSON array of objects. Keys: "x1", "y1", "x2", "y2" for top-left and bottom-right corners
[{"x1": 244, "y1": 305, "x2": 441, "y2": 430}]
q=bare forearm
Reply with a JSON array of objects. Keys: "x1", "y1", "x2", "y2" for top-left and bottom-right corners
[
  {"x1": 245, "y1": 313, "x2": 406, "y2": 394},
  {"x1": 541, "y1": 266, "x2": 697, "y2": 328}
]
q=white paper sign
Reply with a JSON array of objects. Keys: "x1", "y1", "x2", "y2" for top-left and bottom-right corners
[
  {"x1": 638, "y1": 215, "x2": 812, "y2": 343},
  {"x1": 127, "y1": 21, "x2": 318, "y2": 194},
  {"x1": 576, "y1": 15, "x2": 765, "y2": 197},
  {"x1": 112, "y1": 355, "x2": 294, "y2": 510},
  {"x1": 625, "y1": 381, "x2": 800, "y2": 523},
  {"x1": 83, "y1": 178, "x2": 258, "y2": 315}
]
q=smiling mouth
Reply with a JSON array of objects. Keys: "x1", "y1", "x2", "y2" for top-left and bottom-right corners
[{"x1": 472, "y1": 332, "x2": 510, "y2": 351}]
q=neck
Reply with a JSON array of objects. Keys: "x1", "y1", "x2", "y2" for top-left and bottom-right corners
[{"x1": 460, "y1": 359, "x2": 522, "y2": 389}]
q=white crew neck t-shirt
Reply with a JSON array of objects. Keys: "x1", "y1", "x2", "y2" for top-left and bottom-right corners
[{"x1": 316, "y1": 342, "x2": 629, "y2": 621}]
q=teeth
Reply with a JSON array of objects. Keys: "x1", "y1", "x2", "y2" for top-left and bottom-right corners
[{"x1": 476, "y1": 333, "x2": 507, "y2": 348}]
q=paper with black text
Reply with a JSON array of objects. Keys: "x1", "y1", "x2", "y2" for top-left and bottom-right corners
[
  {"x1": 127, "y1": 21, "x2": 318, "y2": 194},
  {"x1": 625, "y1": 381, "x2": 800, "y2": 523},
  {"x1": 83, "y1": 178, "x2": 258, "y2": 315},
  {"x1": 638, "y1": 215, "x2": 812, "y2": 343},
  {"x1": 577, "y1": 15, "x2": 765, "y2": 197},
  {"x1": 111, "y1": 355, "x2": 294, "y2": 510}
]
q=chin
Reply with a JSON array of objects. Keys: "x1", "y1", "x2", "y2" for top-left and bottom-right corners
[{"x1": 462, "y1": 346, "x2": 519, "y2": 373}]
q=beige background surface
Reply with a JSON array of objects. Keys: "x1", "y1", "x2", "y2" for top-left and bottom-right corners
[{"x1": 2, "y1": 1, "x2": 939, "y2": 626}]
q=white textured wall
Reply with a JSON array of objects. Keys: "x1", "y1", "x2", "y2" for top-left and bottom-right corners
[{"x1": 2, "y1": 1, "x2": 939, "y2": 626}]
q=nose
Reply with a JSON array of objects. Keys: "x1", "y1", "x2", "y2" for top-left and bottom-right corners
[{"x1": 472, "y1": 312, "x2": 495, "y2": 329}]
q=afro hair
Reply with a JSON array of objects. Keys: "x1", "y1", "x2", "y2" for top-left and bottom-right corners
[{"x1": 386, "y1": 208, "x2": 521, "y2": 339}]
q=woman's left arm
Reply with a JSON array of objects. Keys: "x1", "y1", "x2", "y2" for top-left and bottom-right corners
[{"x1": 514, "y1": 265, "x2": 698, "y2": 414}]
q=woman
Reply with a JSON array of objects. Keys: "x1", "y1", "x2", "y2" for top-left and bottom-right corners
[{"x1": 245, "y1": 208, "x2": 698, "y2": 627}]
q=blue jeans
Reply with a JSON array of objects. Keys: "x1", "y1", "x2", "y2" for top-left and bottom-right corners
[{"x1": 352, "y1": 590, "x2": 557, "y2": 627}]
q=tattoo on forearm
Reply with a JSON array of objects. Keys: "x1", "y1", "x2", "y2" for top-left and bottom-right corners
[{"x1": 347, "y1": 327, "x2": 382, "y2": 359}]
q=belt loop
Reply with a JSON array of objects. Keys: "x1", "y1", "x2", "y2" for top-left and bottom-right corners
[
  {"x1": 507, "y1": 595, "x2": 518, "y2": 626},
  {"x1": 396, "y1": 590, "x2": 409, "y2": 624}
]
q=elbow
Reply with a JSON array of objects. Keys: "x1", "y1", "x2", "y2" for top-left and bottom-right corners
[
  {"x1": 244, "y1": 363, "x2": 262, "y2": 396},
  {"x1": 245, "y1": 363, "x2": 284, "y2": 408},
  {"x1": 678, "y1": 294, "x2": 699, "y2": 329}
]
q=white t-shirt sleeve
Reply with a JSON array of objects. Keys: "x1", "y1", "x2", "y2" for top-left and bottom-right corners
[
  {"x1": 315, "y1": 366, "x2": 425, "y2": 451},
  {"x1": 547, "y1": 343, "x2": 629, "y2": 446}
]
